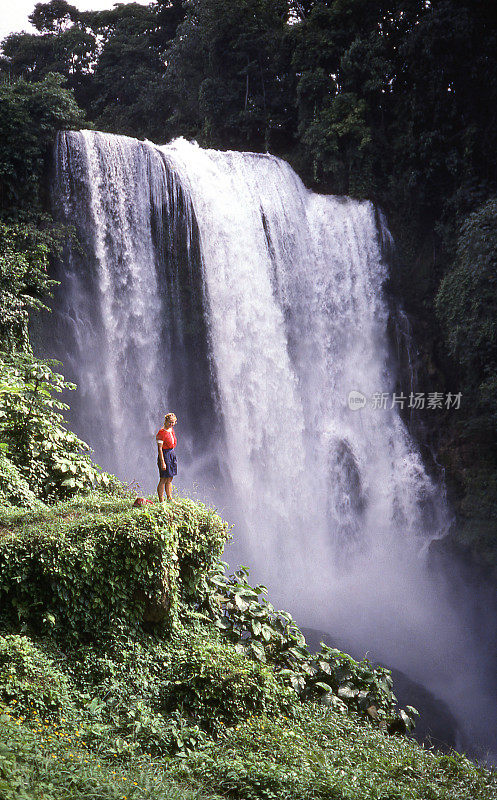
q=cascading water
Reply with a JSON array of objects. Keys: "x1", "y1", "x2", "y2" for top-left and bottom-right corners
[{"x1": 46, "y1": 130, "x2": 496, "y2": 758}]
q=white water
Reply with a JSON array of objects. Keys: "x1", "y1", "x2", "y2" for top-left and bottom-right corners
[
  {"x1": 49, "y1": 130, "x2": 496, "y2": 758},
  {"x1": 157, "y1": 139, "x2": 450, "y2": 572}
]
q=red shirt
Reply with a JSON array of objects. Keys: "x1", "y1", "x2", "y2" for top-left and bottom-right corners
[{"x1": 156, "y1": 428, "x2": 177, "y2": 450}]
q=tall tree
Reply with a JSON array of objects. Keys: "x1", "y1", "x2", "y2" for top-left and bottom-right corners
[
  {"x1": 164, "y1": 0, "x2": 294, "y2": 150},
  {"x1": 0, "y1": 73, "x2": 86, "y2": 218}
]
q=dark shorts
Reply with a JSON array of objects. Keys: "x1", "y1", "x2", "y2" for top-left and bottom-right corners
[{"x1": 158, "y1": 448, "x2": 177, "y2": 479}]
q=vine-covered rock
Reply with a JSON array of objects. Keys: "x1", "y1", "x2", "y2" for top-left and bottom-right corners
[
  {"x1": 0, "y1": 493, "x2": 230, "y2": 643},
  {"x1": 0, "y1": 498, "x2": 177, "y2": 639}
]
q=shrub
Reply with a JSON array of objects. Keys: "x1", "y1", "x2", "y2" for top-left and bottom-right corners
[
  {"x1": 0, "y1": 501, "x2": 179, "y2": 640},
  {"x1": 0, "y1": 354, "x2": 108, "y2": 501},
  {"x1": 0, "y1": 73, "x2": 86, "y2": 219},
  {"x1": 0, "y1": 222, "x2": 60, "y2": 352},
  {"x1": 0, "y1": 635, "x2": 73, "y2": 719},
  {"x1": 174, "y1": 497, "x2": 231, "y2": 603},
  {"x1": 0, "y1": 708, "x2": 213, "y2": 800},
  {"x1": 436, "y1": 198, "x2": 497, "y2": 422},
  {"x1": 159, "y1": 630, "x2": 297, "y2": 735},
  {"x1": 206, "y1": 564, "x2": 418, "y2": 732},
  {"x1": 0, "y1": 451, "x2": 43, "y2": 509}
]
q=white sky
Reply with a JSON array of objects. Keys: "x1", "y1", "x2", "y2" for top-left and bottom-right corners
[{"x1": 0, "y1": 0, "x2": 151, "y2": 45}]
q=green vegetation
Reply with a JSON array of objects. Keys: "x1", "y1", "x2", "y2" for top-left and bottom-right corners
[
  {"x1": 0, "y1": 492, "x2": 495, "y2": 799},
  {"x1": 0, "y1": 58, "x2": 98, "y2": 508},
  {"x1": 0, "y1": 355, "x2": 110, "y2": 501},
  {"x1": 435, "y1": 199, "x2": 497, "y2": 561},
  {"x1": 0, "y1": 73, "x2": 86, "y2": 220},
  {"x1": 1, "y1": 0, "x2": 497, "y2": 562},
  {"x1": 0, "y1": 2, "x2": 496, "y2": 795}
]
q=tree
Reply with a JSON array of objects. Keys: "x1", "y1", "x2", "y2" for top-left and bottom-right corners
[
  {"x1": 0, "y1": 223, "x2": 62, "y2": 352},
  {"x1": 164, "y1": 0, "x2": 293, "y2": 150},
  {"x1": 1, "y1": 2, "x2": 187, "y2": 141},
  {"x1": 436, "y1": 199, "x2": 497, "y2": 426},
  {"x1": 0, "y1": 73, "x2": 86, "y2": 218},
  {"x1": 0, "y1": 353, "x2": 107, "y2": 500},
  {"x1": 88, "y1": 3, "x2": 173, "y2": 139}
]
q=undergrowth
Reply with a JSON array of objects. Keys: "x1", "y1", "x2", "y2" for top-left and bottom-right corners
[{"x1": 0, "y1": 490, "x2": 495, "y2": 800}]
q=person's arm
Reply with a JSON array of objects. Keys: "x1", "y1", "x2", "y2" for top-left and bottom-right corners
[{"x1": 156, "y1": 436, "x2": 166, "y2": 470}]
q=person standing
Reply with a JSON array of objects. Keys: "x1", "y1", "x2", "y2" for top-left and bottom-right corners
[{"x1": 156, "y1": 412, "x2": 177, "y2": 502}]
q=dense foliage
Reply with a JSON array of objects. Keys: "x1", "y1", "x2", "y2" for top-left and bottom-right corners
[
  {"x1": 0, "y1": 354, "x2": 108, "y2": 501},
  {"x1": 201, "y1": 564, "x2": 418, "y2": 732},
  {"x1": 0, "y1": 223, "x2": 57, "y2": 351},
  {"x1": 0, "y1": 63, "x2": 96, "y2": 505},
  {"x1": 436, "y1": 200, "x2": 497, "y2": 427},
  {"x1": 1, "y1": 703, "x2": 494, "y2": 800},
  {"x1": 0, "y1": 494, "x2": 229, "y2": 636},
  {"x1": 0, "y1": 492, "x2": 495, "y2": 799},
  {"x1": 0, "y1": 73, "x2": 85, "y2": 219}
]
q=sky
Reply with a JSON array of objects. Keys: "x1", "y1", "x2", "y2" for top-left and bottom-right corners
[{"x1": 0, "y1": 0, "x2": 151, "y2": 45}]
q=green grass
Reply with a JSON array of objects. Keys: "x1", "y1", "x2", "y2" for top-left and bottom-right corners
[
  {"x1": 1, "y1": 703, "x2": 495, "y2": 800},
  {"x1": 174, "y1": 707, "x2": 497, "y2": 800},
  {"x1": 0, "y1": 491, "x2": 163, "y2": 537},
  {"x1": 0, "y1": 707, "x2": 220, "y2": 800}
]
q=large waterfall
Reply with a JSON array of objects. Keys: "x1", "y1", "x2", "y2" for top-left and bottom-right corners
[{"x1": 47, "y1": 130, "x2": 495, "y2": 757}]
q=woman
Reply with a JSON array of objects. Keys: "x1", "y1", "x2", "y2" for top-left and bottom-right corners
[{"x1": 156, "y1": 412, "x2": 178, "y2": 502}]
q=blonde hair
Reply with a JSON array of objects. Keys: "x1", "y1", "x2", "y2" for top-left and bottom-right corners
[{"x1": 164, "y1": 412, "x2": 177, "y2": 428}]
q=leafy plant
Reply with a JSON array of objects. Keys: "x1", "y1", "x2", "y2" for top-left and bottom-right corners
[
  {"x1": 205, "y1": 563, "x2": 418, "y2": 732},
  {"x1": 436, "y1": 198, "x2": 497, "y2": 422},
  {"x1": 0, "y1": 450, "x2": 42, "y2": 508},
  {"x1": 158, "y1": 629, "x2": 296, "y2": 737},
  {"x1": 0, "y1": 353, "x2": 108, "y2": 500},
  {"x1": 0, "y1": 635, "x2": 74, "y2": 720}
]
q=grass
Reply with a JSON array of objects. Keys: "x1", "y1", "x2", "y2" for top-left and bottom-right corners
[
  {"x1": 0, "y1": 492, "x2": 163, "y2": 537},
  {"x1": 175, "y1": 706, "x2": 497, "y2": 800},
  {"x1": 1, "y1": 701, "x2": 496, "y2": 800},
  {"x1": 0, "y1": 706, "x2": 220, "y2": 800}
]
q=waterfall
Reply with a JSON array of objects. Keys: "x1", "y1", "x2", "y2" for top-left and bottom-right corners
[
  {"x1": 51, "y1": 131, "x2": 220, "y2": 489},
  {"x1": 47, "y1": 130, "x2": 496, "y2": 758}
]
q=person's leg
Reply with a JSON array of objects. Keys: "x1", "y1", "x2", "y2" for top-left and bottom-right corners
[
  {"x1": 165, "y1": 477, "x2": 173, "y2": 501},
  {"x1": 157, "y1": 477, "x2": 167, "y2": 502}
]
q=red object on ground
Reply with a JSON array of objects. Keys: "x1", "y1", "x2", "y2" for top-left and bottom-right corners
[{"x1": 133, "y1": 498, "x2": 154, "y2": 507}]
